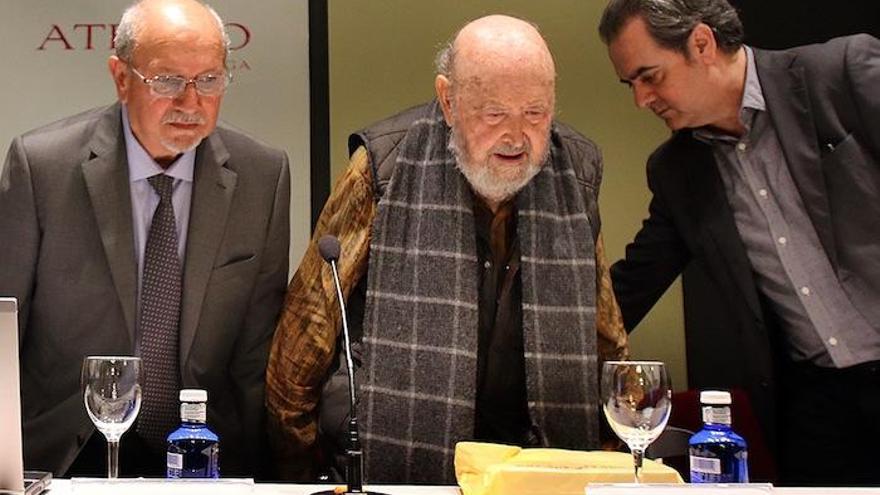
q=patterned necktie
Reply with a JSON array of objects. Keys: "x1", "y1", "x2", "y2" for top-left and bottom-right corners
[{"x1": 136, "y1": 174, "x2": 182, "y2": 452}]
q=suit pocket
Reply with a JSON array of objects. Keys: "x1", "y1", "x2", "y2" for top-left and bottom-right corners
[
  {"x1": 822, "y1": 133, "x2": 880, "y2": 284},
  {"x1": 210, "y1": 254, "x2": 256, "y2": 284},
  {"x1": 822, "y1": 133, "x2": 880, "y2": 208}
]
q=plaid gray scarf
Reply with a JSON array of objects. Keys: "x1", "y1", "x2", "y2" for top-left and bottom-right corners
[{"x1": 360, "y1": 102, "x2": 598, "y2": 483}]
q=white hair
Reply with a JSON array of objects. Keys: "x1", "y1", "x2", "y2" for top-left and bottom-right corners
[{"x1": 114, "y1": 0, "x2": 231, "y2": 64}]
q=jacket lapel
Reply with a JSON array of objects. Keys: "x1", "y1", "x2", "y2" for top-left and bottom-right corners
[
  {"x1": 754, "y1": 49, "x2": 837, "y2": 268},
  {"x1": 179, "y1": 132, "x2": 236, "y2": 364},
  {"x1": 81, "y1": 104, "x2": 137, "y2": 346},
  {"x1": 681, "y1": 137, "x2": 764, "y2": 319}
]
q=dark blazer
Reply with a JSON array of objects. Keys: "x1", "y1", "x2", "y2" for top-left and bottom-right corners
[
  {"x1": 611, "y1": 35, "x2": 880, "y2": 452},
  {"x1": 0, "y1": 103, "x2": 290, "y2": 477}
]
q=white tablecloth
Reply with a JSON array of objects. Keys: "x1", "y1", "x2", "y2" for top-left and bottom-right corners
[
  {"x1": 42, "y1": 479, "x2": 880, "y2": 495},
  {"x1": 47, "y1": 479, "x2": 460, "y2": 495}
]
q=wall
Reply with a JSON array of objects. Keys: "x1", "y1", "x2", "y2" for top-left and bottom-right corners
[{"x1": 327, "y1": 0, "x2": 688, "y2": 390}]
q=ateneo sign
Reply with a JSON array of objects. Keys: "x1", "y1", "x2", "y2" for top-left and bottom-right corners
[{"x1": 37, "y1": 22, "x2": 252, "y2": 51}]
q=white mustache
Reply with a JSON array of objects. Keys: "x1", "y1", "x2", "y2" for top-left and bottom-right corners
[
  {"x1": 162, "y1": 111, "x2": 205, "y2": 125},
  {"x1": 492, "y1": 144, "x2": 528, "y2": 156}
]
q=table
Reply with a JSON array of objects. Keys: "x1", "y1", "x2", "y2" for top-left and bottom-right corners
[
  {"x1": 43, "y1": 480, "x2": 880, "y2": 495},
  {"x1": 47, "y1": 479, "x2": 460, "y2": 494}
]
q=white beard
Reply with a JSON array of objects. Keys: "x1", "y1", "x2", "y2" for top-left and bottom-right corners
[
  {"x1": 160, "y1": 110, "x2": 207, "y2": 154},
  {"x1": 159, "y1": 136, "x2": 203, "y2": 155},
  {"x1": 447, "y1": 127, "x2": 547, "y2": 204}
]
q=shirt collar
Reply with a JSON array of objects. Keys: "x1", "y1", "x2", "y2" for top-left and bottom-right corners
[
  {"x1": 693, "y1": 46, "x2": 765, "y2": 143},
  {"x1": 122, "y1": 105, "x2": 196, "y2": 183},
  {"x1": 741, "y1": 46, "x2": 765, "y2": 113}
]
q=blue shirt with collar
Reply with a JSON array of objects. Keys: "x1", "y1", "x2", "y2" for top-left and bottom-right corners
[{"x1": 122, "y1": 105, "x2": 194, "y2": 317}]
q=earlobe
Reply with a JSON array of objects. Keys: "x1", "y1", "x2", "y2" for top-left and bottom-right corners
[
  {"x1": 435, "y1": 75, "x2": 454, "y2": 125},
  {"x1": 108, "y1": 56, "x2": 129, "y2": 103}
]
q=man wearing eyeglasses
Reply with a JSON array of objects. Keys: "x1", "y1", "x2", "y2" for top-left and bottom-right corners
[{"x1": 0, "y1": 0, "x2": 289, "y2": 479}]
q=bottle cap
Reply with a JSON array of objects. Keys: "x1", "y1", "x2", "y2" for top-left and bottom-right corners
[
  {"x1": 700, "y1": 390, "x2": 731, "y2": 405},
  {"x1": 179, "y1": 388, "x2": 208, "y2": 403}
]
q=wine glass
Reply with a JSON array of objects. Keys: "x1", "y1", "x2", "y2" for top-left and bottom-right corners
[
  {"x1": 81, "y1": 356, "x2": 143, "y2": 478},
  {"x1": 601, "y1": 360, "x2": 672, "y2": 482}
]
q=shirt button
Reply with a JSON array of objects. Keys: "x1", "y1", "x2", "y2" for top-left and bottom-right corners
[
  {"x1": 800, "y1": 286, "x2": 811, "y2": 296},
  {"x1": 737, "y1": 142, "x2": 748, "y2": 152},
  {"x1": 483, "y1": 260, "x2": 491, "y2": 269},
  {"x1": 778, "y1": 236, "x2": 787, "y2": 245},
  {"x1": 758, "y1": 189, "x2": 768, "y2": 198},
  {"x1": 828, "y1": 337, "x2": 838, "y2": 346}
]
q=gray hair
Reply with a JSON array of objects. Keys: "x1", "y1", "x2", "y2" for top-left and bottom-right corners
[
  {"x1": 434, "y1": 41, "x2": 455, "y2": 78},
  {"x1": 114, "y1": 0, "x2": 231, "y2": 64},
  {"x1": 598, "y1": 0, "x2": 744, "y2": 55},
  {"x1": 434, "y1": 36, "x2": 456, "y2": 79}
]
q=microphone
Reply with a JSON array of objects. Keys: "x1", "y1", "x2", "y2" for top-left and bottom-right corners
[
  {"x1": 312, "y1": 235, "x2": 388, "y2": 495},
  {"x1": 318, "y1": 235, "x2": 341, "y2": 263}
]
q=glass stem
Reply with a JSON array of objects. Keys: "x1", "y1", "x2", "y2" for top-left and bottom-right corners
[
  {"x1": 632, "y1": 448, "x2": 644, "y2": 483},
  {"x1": 107, "y1": 439, "x2": 120, "y2": 479}
]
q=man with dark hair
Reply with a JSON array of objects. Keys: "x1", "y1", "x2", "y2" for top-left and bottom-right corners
[
  {"x1": 599, "y1": 0, "x2": 745, "y2": 54},
  {"x1": 0, "y1": 0, "x2": 289, "y2": 477},
  {"x1": 267, "y1": 14, "x2": 628, "y2": 484},
  {"x1": 599, "y1": 0, "x2": 880, "y2": 486}
]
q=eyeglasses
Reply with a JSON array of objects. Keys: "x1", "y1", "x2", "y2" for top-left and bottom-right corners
[{"x1": 129, "y1": 65, "x2": 231, "y2": 98}]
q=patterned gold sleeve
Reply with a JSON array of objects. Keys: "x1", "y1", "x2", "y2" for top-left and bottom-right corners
[
  {"x1": 595, "y1": 232, "x2": 629, "y2": 363},
  {"x1": 265, "y1": 147, "x2": 375, "y2": 479},
  {"x1": 594, "y1": 232, "x2": 628, "y2": 449}
]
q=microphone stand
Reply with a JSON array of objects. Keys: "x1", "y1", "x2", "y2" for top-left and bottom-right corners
[{"x1": 312, "y1": 236, "x2": 388, "y2": 495}]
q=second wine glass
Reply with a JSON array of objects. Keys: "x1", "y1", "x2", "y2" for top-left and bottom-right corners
[
  {"x1": 82, "y1": 356, "x2": 143, "y2": 478},
  {"x1": 601, "y1": 360, "x2": 672, "y2": 482}
]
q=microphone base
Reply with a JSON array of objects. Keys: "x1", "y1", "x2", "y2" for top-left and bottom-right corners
[{"x1": 309, "y1": 490, "x2": 391, "y2": 495}]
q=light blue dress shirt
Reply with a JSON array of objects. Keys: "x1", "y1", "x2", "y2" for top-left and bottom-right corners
[{"x1": 121, "y1": 105, "x2": 195, "y2": 317}]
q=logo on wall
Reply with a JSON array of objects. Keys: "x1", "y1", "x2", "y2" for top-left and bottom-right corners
[{"x1": 37, "y1": 23, "x2": 253, "y2": 72}]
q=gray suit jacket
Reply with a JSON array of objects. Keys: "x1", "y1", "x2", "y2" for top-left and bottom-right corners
[
  {"x1": 612, "y1": 34, "x2": 880, "y2": 454},
  {"x1": 0, "y1": 103, "x2": 290, "y2": 477}
]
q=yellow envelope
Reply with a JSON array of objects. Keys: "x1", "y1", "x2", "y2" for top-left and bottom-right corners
[{"x1": 455, "y1": 442, "x2": 683, "y2": 495}]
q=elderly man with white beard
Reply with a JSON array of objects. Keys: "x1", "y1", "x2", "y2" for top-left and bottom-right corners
[
  {"x1": 266, "y1": 14, "x2": 627, "y2": 484},
  {"x1": 0, "y1": 0, "x2": 289, "y2": 478}
]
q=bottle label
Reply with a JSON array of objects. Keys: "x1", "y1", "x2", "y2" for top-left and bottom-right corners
[
  {"x1": 702, "y1": 405, "x2": 731, "y2": 425},
  {"x1": 181, "y1": 402, "x2": 207, "y2": 423},
  {"x1": 167, "y1": 452, "x2": 183, "y2": 470},
  {"x1": 690, "y1": 455, "x2": 721, "y2": 474},
  {"x1": 690, "y1": 449, "x2": 749, "y2": 483},
  {"x1": 167, "y1": 434, "x2": 220, "y2": 479}
]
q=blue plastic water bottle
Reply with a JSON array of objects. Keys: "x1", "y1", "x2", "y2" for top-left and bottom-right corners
[
  {"x1": 689, "y1": 390, "x2": 748, "y2": 483},
  {"x1": 166, "y1": 389, "x2": 220, "y2": 478}
]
